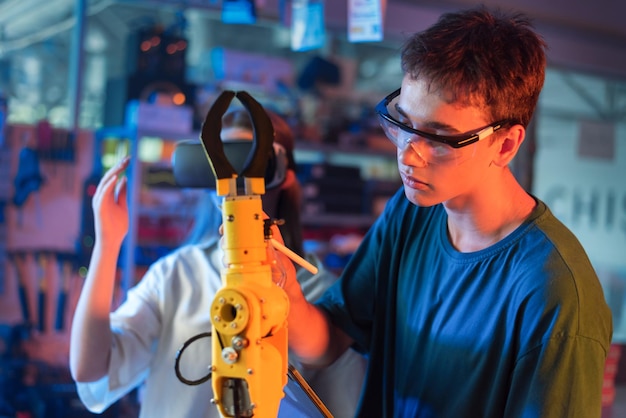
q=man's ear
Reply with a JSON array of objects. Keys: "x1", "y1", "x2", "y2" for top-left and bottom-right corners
[{"x1": 492, "y1": 124, "x2": 525, "y2": 168}]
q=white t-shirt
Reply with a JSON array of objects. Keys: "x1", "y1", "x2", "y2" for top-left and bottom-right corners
[{"x1": 76, "y1": 241, "x2": 366, "y2": 418}]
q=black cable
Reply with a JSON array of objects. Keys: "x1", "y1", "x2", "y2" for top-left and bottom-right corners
[{"x1": 174, "y1": 332, "x2": 212, "y2": 386}]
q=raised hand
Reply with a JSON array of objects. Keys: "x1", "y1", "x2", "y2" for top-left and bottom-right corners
[{"x1": 92, "y1": 156, "x2": 130, "y2": 249}]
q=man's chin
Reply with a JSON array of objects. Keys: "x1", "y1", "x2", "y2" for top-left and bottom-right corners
[{"x1": 403, "y1": 187, "x2": 439, "y2": 208}]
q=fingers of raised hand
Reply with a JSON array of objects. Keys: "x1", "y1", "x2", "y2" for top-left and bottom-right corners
[
  {"x1": 93, "y1": 156, "x2": 130, "y2": 207},
  {"x1": 114, "y1": 176, "x2": 128, "y2": 205},
  {"x1": 100, "y1": 156, "x2": 129, "y2": 187}
]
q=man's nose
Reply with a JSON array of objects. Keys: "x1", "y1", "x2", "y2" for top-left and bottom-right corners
[{"x1": 398, "y1": 138, "x2": 428, "y2": 167}]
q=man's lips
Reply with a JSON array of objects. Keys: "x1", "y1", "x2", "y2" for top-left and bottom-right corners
[{"x1": 400, "y1": 172, "x2": 431, "y2": 190}]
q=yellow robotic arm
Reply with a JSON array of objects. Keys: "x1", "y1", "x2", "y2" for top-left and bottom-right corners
[{"x1": 201, "y1": 90, "x2": 288, "y2": 418}]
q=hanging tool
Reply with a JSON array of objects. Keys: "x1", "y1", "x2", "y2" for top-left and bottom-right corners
[
  {"x1": 10, "y1": 252, "x2": 31, "y2": 326},
  {"x1": 55, "y1": 254, "x2": 73, "y2": 331},
  {"x1": 36, "y1": 252, "x2": 49, "y2": 333}
]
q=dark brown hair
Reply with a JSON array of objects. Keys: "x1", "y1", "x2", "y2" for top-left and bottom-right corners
[{"x1": 400, "y1": 6, "x2": 547, "y2": 127}]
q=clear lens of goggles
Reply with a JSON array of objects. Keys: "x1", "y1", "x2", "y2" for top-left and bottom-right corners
[{"x1": 378, "y1": 116, "x2": 473, "y2": 165}]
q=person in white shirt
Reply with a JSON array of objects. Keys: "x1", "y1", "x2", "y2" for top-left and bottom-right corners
[{"x1": 69, "y1": 108, "x2": 366, "y2": 418}]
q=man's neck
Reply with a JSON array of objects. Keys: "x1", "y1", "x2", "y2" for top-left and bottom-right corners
[{"x1": 444, "y1": 172, "x2": 536, "y2": 252}]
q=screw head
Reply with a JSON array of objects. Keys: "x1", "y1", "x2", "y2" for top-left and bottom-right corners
[{"x1": 222, "y1": 347, "x2": 238, "y2": 364}]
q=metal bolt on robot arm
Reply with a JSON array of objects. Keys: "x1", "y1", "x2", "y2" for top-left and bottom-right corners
[{"x1": 195, "y1": 90, "x2": 317, "y2": 418}]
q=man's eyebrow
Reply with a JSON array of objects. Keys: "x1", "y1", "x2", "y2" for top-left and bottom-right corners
[
  {"x1": 393, "y1": 102, "x2": 460, "y2": 133},
  {"x1": 423, "y1": 121, "x2": 460, "y2": 133}
]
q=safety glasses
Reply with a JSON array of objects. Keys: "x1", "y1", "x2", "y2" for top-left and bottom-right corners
[{"x1": 375, "y1": 88, "x2": 512, "y2": 164}]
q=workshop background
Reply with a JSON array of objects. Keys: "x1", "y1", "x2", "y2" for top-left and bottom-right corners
[{"x1": 0, "y1": 1, "x2": 625, "y2": 417}]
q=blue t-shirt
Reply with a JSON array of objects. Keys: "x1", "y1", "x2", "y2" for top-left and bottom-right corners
[{"x1": 317, "y1": 188, "x2": 612, "y2": 418}]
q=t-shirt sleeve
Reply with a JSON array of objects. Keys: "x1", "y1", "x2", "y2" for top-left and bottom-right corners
[
  {"x1": 505, "y1": 334, "x2": 607, "y2": 417},
  {"x1": 315, "y1": 188, "x2": 404, "y2": 353},
  {"x1": 503, "y1": 233, "x2": 611, "y2": 417},
  {"x1": 75, "y1": 262, "x2": 165, "y2": 412}
]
